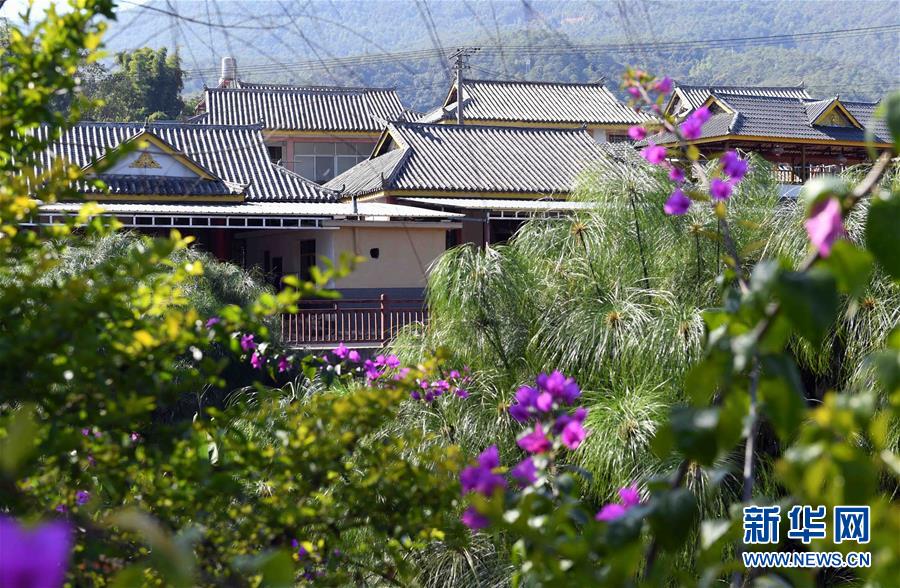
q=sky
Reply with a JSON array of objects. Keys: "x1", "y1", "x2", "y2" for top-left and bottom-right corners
[{"x1": 0, "y1": 0, "x2": 148, "y2": 20}]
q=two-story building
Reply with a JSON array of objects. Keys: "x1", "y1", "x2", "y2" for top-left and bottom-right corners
[{"x1": 655, "y1": 83, "x2": 892, "y2": 192}]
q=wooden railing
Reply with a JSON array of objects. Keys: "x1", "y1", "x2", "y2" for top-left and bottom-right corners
[
  {"x1": 773, "y1": 163, "x2": 848, "y2": 185},
  {"x1": 281, "y1": 295, "x2": 427, "y2": 345}
]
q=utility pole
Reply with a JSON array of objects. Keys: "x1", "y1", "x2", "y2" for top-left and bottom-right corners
[{"x1": 450, "y1": 47, "x2": 479, "y2": 125}]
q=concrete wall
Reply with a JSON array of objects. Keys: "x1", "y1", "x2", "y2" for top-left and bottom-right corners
[{"x1": 240, "y1": 224, "x2": 450, "y2": 297}]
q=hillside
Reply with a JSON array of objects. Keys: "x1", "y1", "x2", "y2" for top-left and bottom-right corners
[{"x1": 99, "y1": 0, "x2": 899, "y2": 111}]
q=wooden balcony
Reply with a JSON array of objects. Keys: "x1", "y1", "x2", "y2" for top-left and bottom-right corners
[
  {"x1": 281, "y1": 295, "x2": 427, "y2": 346},
  {"x1": 773, "y1": 163, "x2": 848, "y2": 185}
]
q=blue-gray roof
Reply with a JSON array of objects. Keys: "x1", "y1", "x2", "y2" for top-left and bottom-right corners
[
  {"x1": 34, "y1": 122, "x2": 339, "y2": 202},
  {"x1": 327, "y1": 121, "x2": 624, "y2": 196}
]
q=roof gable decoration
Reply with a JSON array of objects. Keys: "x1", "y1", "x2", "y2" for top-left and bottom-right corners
[
  {"x1": 86, "y1": 131, "x2": 219, "y2": 181},
  {"x1": 699, "y1": 94, "x2": 737, "y2": 116},
  {"x1": 810, "y1": 98, "x2": 863, "y2": 129}
]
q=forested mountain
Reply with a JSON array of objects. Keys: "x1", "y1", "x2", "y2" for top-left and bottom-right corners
[{"x1": 89, "y1": 0, "x2": 900, "y2": 110}]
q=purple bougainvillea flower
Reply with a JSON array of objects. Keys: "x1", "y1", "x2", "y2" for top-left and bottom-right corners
[
  {"x1": 560, "y1": 421, "x2": 587, "y2": 450},
  {"x1": 87, "y1": 454, "x2": 96, "y2": 467},
  {"x1": 640, "y1": 143, "x2": 667, "y2": 165},
  {"x1": 664, "y1": 189, "x2": 692, "y2": 215},
  {"x1": 278, "y1": 357, "x2": 289, "y2": 373},
  {"x1": 710, "y1": 178, "x2": 733, "y2": 201},
  {"x1": 627, "y1": 126, "x2": 647, "y2": 141},
  {"x1": 449, "y1": 369, "x2": 460, "y2": 379},
  {"x1": 535, "y1": 391, "x2": 553, "y2": 412},
  {"x1": 510, "y1": 457, "x2": 538, "y2": 487},
  {"x1": 653, "y1": 76, "x2": 673, "y2": 94},
  {"x1": 668, "y1": 166, "x2": 685, "y2": 183},
  {"x1": 81, "y1": 428, "x2": 90, "y2": 437},
  {"x1": 75, "y1": 491, "x2": 90, "y2": 506},
  {"x1": 347, "y1": 350, "x2": 361, "y2": 363},
  {"x1": 554, "y1": 407, "x2": 587, "y2": 434},
  {"x1": 240, "y1": 334, "x2": 256, "y2": 352},
  {"x1": 721, "y1": 150, "x2": 749, "y2": 182},
  {"x1": 363, "y1": 360, "x2": 381, "y2": 381},
  {"x1": 509, "y1": 385, "x2": 539, "y2": 421},
  {"x1": 626, "y1": 86, "x2": 641, "y2": 98},
  {"x1": 461, "y1": 506, "x2": 490, "y2": 530},
  {"x1": 536, "y1": 371, "x2": 580, "y2": 404},
  {"x1": 0, "y1": 517, "x2": 72, "y2": 588},
  {"x1": 680, "y1": 117, "x2": 703, "y2": 140},
  {"x1": 804, "y1": 197, "x2": 845, "y2": 257},
  {"x1": 250, "y1": 352, "x2": 263, "y2": 369},
  {"x1": 691, "y1": 106, "x2": 711, "y2": 124},
  {"x1": 619, "y1": 484, "x2": 640, "y2": 507},
  {"x1": 385, "y1": 355, "x2": 401, "y2": 368},
  {"x1": 205, "y1": 317, "x2": 220, "y2": 329},
  {"x1": 54, "y1": 504, "x2": 67, "y2": 514},
  {"x1": 595, "y1": 484, "x2": 642, "y2": 522},
  {"x1": 455, "y1": 388, "x2": 470, "y2": 398},
  {"x1": 595, "y1": 503, "x2": 628, "y2": 522},
  {"x1": 517, "y1": 423, "x2": 552, "y2": 454},
  {"x1": 460, "y1": 445, "x2": 506, "y2": 496},
  {"x1": 332, "y1": 342, "x2": 349, "y2": 359},
  {"x1": 130, "y1": 432, "x2": 140, "y2": 442}
]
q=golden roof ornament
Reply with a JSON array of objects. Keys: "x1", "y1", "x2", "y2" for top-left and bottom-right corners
[{"x1": 129, "y1": 151, "x2": 162, "y2": 169}]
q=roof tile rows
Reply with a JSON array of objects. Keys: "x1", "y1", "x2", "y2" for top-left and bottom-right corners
[
  {"x1": 327, "y1": 122, "x2": 625, "y2": 196},
  {"x1": 201, "y1": 86, "x2": 407, "y2": 132},
  {"x1": 421, "y1": 78, "x2": 652, "y2": 125},
  {"x1": 670, "y1": 84, "x2": 812, "y2": 114},
  {"x1": 34, "y1": 122, "x2": 338, "y2": 202}
]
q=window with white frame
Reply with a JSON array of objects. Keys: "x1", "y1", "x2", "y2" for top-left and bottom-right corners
[{"x1": 292, "y1": 141, "x2": 376, "y2": 183}]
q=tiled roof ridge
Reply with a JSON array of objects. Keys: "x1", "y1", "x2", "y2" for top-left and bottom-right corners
[
  {"x1": 390, "y1": 119, "x2": 596, "y2": 134},
  {"x1": 210, "y1": 85, "x2": 397, "y2": 95},
  {"x1": 70, "y1": 120, "x2": 266, "y2": 131},
  {"x1": 462, "y1": 77, "x2": 606, "y2": 87},
  {"x1": 679, "y1": 82, "x2": 808, "y2": 91}
]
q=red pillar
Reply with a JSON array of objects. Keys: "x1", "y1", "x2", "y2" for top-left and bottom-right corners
[{"x1": 212, "y1": 229, "x2": 230, "y2": 261}]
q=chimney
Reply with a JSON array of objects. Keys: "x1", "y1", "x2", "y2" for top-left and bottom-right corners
[{"x1": 219, "y1": 56, "x2": 237, "y2": 87}]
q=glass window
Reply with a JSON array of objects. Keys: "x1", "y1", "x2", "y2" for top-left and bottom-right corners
[
  {"x1": 336, "y1": 157, "x2": 357, "y2": 175},
  {"x1": 293, "y1": 142, "x2": 319, "y2": 155},
  {"x1": 267, "y1": 145, "x2": 283, "y2": 163},
  {"x1": 315, "y1": 156, "x2": 335, "y2": 182},
  {"x1": 293, "y1": 158, "x2": 315, "y2": 180},
  {"x1": 315, "y1": 142, "x2": 336, "y2": 155}
]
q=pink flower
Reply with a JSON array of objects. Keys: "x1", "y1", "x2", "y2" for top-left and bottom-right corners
[
  {"x1": 277, "y1": 357, "x2": 289, "y2": 373},
  {"x1": 640, "y1": 143, "x2": 667, "y2": 165},
  {"x1": 560, "y1": 421, "x2": 586, "y2": 450},
  {"x1": 595, "y1": 503, "x2": 628, "y2": 521},
  {"x1": 595, "y1": 484, "x2": 642, "y2": 522},
  {"x1": 721, "y1": 150, "x2": 748, "y2": 182},
  {"x1": 668, "y1": 166, "x2": 685, "y2": 183},
  {"x1": 130, "y1": 432, "x2": 140, "y2": 442},
  {"x1": 619, "y1": 484, "x2": 640, "y2": 507},
  {"x1": 664, "y1": 189, "x2": 691, "y2": 215},
  {"x1": 240, "y1": 334, "x2": 256, "y2": 352},
  {"x1": 347, "y1": 350, "x2": 361, "y2": 363},
  {"x1": 692, "y1": 106, "x2": 711, "y2": 124},
  {"x1": 627, "y1": 86, "x2": 641, "y2": 99},
  {"x1": 461, "y1": 506, "x2": 490, "y2": 530},
  {"x1": 0, "y1": 517, "x2": 71, "y2": 588},
  {"x1": 332, "y1": 342, "x2": 349, "y2": 359},
  {"x1": 510, "y1": 457, "x2": 537, "y2": 487},
  {"x1": 804, "y1": 197, "x2": 845, "y2": 257},
  {"x1": 517, "y1": 423, "x2": 552, "y2": 454},
  {"x1": 680, "y1": 117, "x2": 703, "y2": 140},
  {"x1": 250, "y1": 352, "x2": 263, "y2": 369},
  {"x1": 628, "y1": 125, "x2": 647, "y2": 141},
  {"x1": 710, "y1": 178, "x2": 733, "y2": 201},
  {"x1": 653, "y1": 76, "x2": 673, "y2": 94}
]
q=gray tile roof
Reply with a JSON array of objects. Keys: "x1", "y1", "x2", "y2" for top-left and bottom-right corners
[
  {"x1": 423, "y1": 78, "x2": 654, "y2": 125},
  {"x1": 75, "y1": 175, "x2": 244, "y2": 197},
  {"x1": 326, "y1": 121, "x2": 623, "y2": 196},
  {"x1": 200, "y1": 86, "x2": 406, "y2": 133},
  {"x1": 33, "y1": 122, "x2": 339, "y2": 202},
  {"x1": 670, "y1": 84, "x2": 812, "y2": 114},
  {"x1": 651, "y1": 94, "x2": 890, "y2": 145}
]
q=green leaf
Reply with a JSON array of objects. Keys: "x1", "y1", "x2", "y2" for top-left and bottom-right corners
[
  {"x1": 775, "y1": 268, "x2": 839, "y2": 346},
  {"x1": 865, "y1": 194, "x2": 900, "y2": 281},
  {"x1": 648, "y1": 488, "x2": 698, "y2": 550},
  {"x1": 881, "y1": 91, "x2": 900, "y2": 146},
  {"x1": 669, "y1": 406, "x2": 719, "y2": 465},
  {"x1": 798, "y1": 177, "x2": 849, "y2": 214},
  {"x1": 0, "y1": 403, "x2": 37, "y2": 475},
  {"x1": 259, "y1": 551, "x2": 295, "y2": 588},
  {"x1": 822, "y1": 240, "x2": 873, "y2": 297},
  {"x1": 758, "y1": 355, "x2": 807, "y2": 443}
]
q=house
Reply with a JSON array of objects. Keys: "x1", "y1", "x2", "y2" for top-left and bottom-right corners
[
  {"x1": 192, "y1": 57, "x2": 409, "y2": 184},
  {"x1": 29, "y1": 121, "x2": 461, "y2": 305},
  {"x1": 419, "y1": 77, "x2": 654, "y2": 142},
  {"x1": 655, "y1": 84, "x2": 892, "y2": 187},
  {"x1": 326, "y1": 121, "x2": 624, "y2": 244}
]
